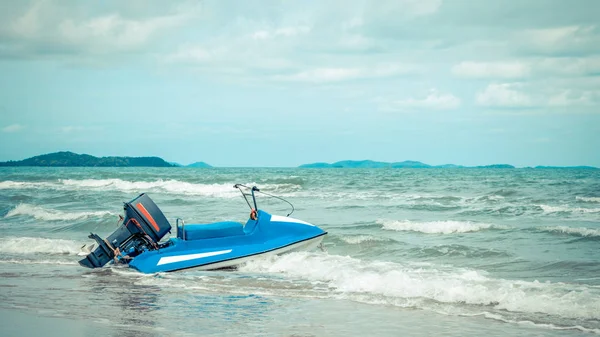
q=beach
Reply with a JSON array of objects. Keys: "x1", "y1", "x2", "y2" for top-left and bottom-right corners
[{"x1": 1, "y1": 167, "x2": 599, "y2": 336}]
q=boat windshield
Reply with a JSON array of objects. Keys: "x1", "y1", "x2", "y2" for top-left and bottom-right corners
[
  {"x1": 233, "y1": 184, "x2": 259, "y2": 211},
  {"x1": 233, "y1": 184, "x2": 295, "y2": 217}
]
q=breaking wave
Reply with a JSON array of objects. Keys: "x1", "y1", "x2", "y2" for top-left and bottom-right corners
[
  {"x1": 378, "y1": 219, "x2": 505, "y2": 234},
  {"x1": 409, "y1": 245, "x2": 511, "y2": 258},
  {"x1": 0, "y1": 259, "x2": 77, "y2": 266},
  {"x1": 339, "y1": 235, "x2": 392, "y2": 245},
  {"x1": 0, "y1": 237, "x2": 86, "y2": 255},
  {"x1": 537, "y1": 226, "x2": 600, "y2": 238},
  {"x1": 0, "y1": 179, "x2": 301, "y2": 197},
  {"x1": 239, "y1": 252, "x2": 600, "y2": 322},
  {"x1": 5, "y1": 203, "x2": 115, "y2": 221},
  {"x1": 539, "y1": 205, "x2": 600, "y2": 214},
  {"x1": 576, "y1": 196, "x2": 600, "y2": 203}
]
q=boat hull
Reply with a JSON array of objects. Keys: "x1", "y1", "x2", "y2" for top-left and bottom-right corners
[
  {"x1": 127, "y1": 211, "x2": 327, "y2": 273},
  {"x1": 167, "y1": 234, "x2": 325, "y2": 272}
]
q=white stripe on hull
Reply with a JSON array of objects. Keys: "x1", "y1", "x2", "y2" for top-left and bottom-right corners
[
  {"x1": 270, "y1": 215, "x2": 315, "y2": 226},
  {"x1": 172, "y1": 235, "x2": 325, "y2": 272},
  {"x1": 157, "y1": 249, "x2": 232, "y2": 266}
]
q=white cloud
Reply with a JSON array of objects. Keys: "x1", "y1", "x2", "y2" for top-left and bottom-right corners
[
  {"x1": 519, "y1": 25, "x2": 600, "y2": 55},
  {"x1": 166, "y1": 46, "x2": 218, "y2": 63},
  {"x1": 535, "y1": 57, "x2": 600, "y2": 77},
  {"x1": 57, "y1": 14, "x2": 182, "y2": 51},
  {"x1": 527, "y1": 25, "x2": 589, "y2": 46},
  {"x1": 2, "y1": 1, "x2": 198, "y2": 57},
  {"x1": 385, "y1": 89, "x2": 461, "y2": 111},
  {"x1": 364, "y1": 0, "x2": 442, "y2": 20},
  {"x1": 2, "y1": 124, "x2": 24, "y2": 133},
  {"x1": 548, "y1": 90, "x2": 599, "y2": 107},
  {"x1": 250, "y1": 26, "x2": 310, "y2": 40},
  {"x1": 274, "y1": 64, "x2": 418, "y2": 83},
  {"x1": 452, "y1": 61, "x2": 530, "y2": 79},
  {"x1": 476, "y1": 83, "x2": 533, "y2": 108},
  {"x1": 60, "y1": 126, "x2": 87, "y2": 133},
  {"x1": 277, "y1": 68, "x2": 361, "y2": 82}
]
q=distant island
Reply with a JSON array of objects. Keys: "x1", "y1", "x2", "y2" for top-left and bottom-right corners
[
  {"x1": 186, "y1": 161, "x2": 213, "y2": 168},
  {"x1": 299, "y1": 160, "x2": 597, "y2": 169},
  {"x1": 0, "y1": 152, "x2": 596, "y2": 169},
  {"x1": 0, "y1": 151, "x2": 176, "y2": 167},
  {"x1": 533, "y1": 165, "x2": 598, "y2": 169}
]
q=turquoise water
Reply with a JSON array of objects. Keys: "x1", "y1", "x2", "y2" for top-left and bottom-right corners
[{"x1": 1, "y1": 167, "x2": 599, "y2": 336}]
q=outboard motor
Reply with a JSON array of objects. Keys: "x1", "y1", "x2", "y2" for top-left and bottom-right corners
[{"x1": 79, "y1": 193, "x2": 171, "y2": 268}]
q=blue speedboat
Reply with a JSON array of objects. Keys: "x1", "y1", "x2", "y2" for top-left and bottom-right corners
[{"x1": 79, "y1": 185, "x2": 327, "y2": 273}]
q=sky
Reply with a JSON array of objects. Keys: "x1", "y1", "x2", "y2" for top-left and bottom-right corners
[{"x1": 0, "y1": 0, "x2": 599, "y2": 167}]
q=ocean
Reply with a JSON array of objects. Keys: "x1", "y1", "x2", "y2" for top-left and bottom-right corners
[{"x1": 0, "y1": 167, "x2": 599, "y2": 336}]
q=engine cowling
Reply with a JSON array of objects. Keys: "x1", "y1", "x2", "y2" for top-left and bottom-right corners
[{"x1": 78, "y1": 193, "x2": 171, "y2": 268}]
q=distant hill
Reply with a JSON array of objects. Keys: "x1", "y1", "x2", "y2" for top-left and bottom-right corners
[
  {"x1": 435, "y1": 164, "x2": 465, "y2": 168},
  {"x1": 186, "y1": 161, "x2": 213, "y2": 168},
  {"x1": 475, "y1": 164, "x2": 515, "y2": 169},
  {"x1": 0, "y1": 151, "x2": 176, "y2": 167},
  {"x1": 534, "y1": 165, "x2": 598, "y2": 169},
  {"x1": 299, "y1": 160, "x2": 517, "y2": 169},
  {"x1": 300, "y1": 160, "x2": 431, "y2": 168}
]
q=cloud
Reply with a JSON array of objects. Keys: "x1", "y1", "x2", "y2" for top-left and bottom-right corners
[
  {"x1": 476, "y1": 83, "x2": 533, "y2": 108},
  {"x1": 0, "y1": 1, "x2": 198, "y2": 59},
  {"x1": 2, "y1": 124, "x2": 24, "y2": 133},
  {"x1": 452, "y1": 61, "x2": 530, "y2": 79},
  {"x1": 60, "y1": 126, "x2": 87, "y2": 133},
  {"x1": 383, "y1": 89, "x2": 461, "y2": 111},
  {"x1": 250, "y1": 26, "x2": 311, "y2": 40},
  {"x1": 535, "y1": 57, "x2": 600, "y2": 77},
  {"x1": 364, "y1": 0, "x2": 442, "y2": 20},
  {"x1": 517, "y1": 25, "x2": 600, "y2": 56},
  {"x1": 273, "y1": 64, "x2": 419, "y2": 83},
  {"x1": 548, "y1": 90, "x2": 599, "y2": 107},
  {"x1": 476, "y1": 82, "x2": 600, "y2": 109}
]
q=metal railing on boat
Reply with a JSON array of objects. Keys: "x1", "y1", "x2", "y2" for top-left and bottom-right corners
[{"x1": 176, "y1": 218, "x2": 186, "y2": 240}]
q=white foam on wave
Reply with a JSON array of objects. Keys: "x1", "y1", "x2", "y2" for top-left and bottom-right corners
[
  {"x1": 464, "y1": 312, "x2": 600, "y2": 335},
  {"x1": 60, "y1": 179, "x2": 241, "y2": 197},
  {"x1": 0, "y1": 181, "x2": 54, "y2": 189},
  {"x1": 0, "y1": 179, "x2": 301, "y2": 197},
  {"x1": 240, "y1": 252, "x2": 600, "y2": 321},
  {"x1": 377, "y1": 219, "x2": 503, "y2": 234},
  {"x1": 576, "y1": 196, "x2": 600, "y2": 203},
  {"x1": 5, "y1": 203, "x2": 114, "y2": 221},
  {"x1": 538, "y1": 226, "x2": 600, "y2": 237},
  {"x1": 339, "y1": 235, "x2": 391, "y2": 244},
  {"x1": 0, "y1": 259, "x2": 77, "y2": 265},
  {"x1": 0, "y1": 237, "x2": 86, "y2": 255},
  {"x1": 539, "y1": 204, "x2": 600, "y2": 214}
]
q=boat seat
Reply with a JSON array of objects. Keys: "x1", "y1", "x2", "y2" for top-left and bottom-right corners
[{"x1": 179, "y1": 221, "x2": 244, "y2": 240}]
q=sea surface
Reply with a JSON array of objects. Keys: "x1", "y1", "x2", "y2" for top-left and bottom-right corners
[{"x1": 0, "y1": 167, "x2": 599, "y2": 336}]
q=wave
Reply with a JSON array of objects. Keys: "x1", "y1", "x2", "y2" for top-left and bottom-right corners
[
  {"x1": 0, "y1": 237, "x2": 86, "y2": 255},
  {"x1": 338, "y1": 235, "x2": 393, "y2": 245},
  {"x1": 576, "y1": 196, "x2": 600, "y2": 203},
  {"x1": 378, "y1": 219, "x2": 505, "y2": 234},
  {"x1": 0, "y1": 181, "x2": 54, "y2": 189},
  {"x1": 239, "y1": 252, "x2": 600, "y2": 321},
  {"x1": 464, "y1": 312, "x2": 600, "y2": 335},
  {"x1": 405, "y1": 194, "x2": 464, "y2": 203},
  {"x1": 4, "y1": 204, "x2": 115, "y2": 221},
  {"x1": 0, "y1": 259, "x2": 77, "y2": 265},
  {"x1": 0, "y1": 179, "x2": 302, "y2": 197},
  {"x1": 258, "y1": 176, "x2": 306, "y2": 186},
  {"x1": 60, "y1": 179, "x2": 243, "y2": 197},
  {"x1": 537, "y1": 226, "x2": 600, "y2": 238},
  {"x1": 489, "y1": 189, "x2": 519, "y2": 197},
  {"x1": 409, "y1": 245, "x2": 511, "y2": 258},
  {"x1": 539, "y1": 205, "x2": 600, "y2": 214}
]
